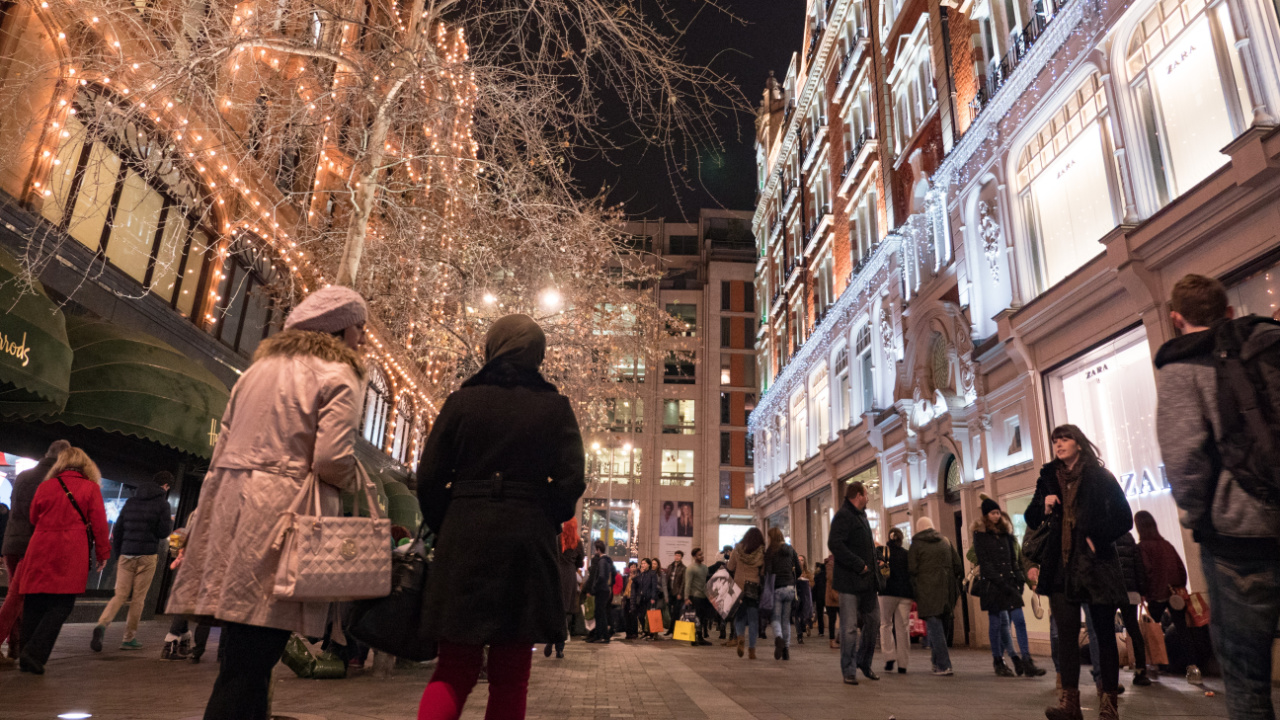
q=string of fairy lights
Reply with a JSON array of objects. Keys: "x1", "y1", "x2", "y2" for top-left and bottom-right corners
[{"x1": 22, "y1": 1, "x2": 484, "y2": 463}]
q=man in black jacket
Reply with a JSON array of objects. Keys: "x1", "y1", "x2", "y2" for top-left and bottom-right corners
[
  {"x1": 828, "y1": 480, "x2": 880, "y2": 685},
  {"x1": 0, "y1": 439, "x2": 70, "y2": 660},
  {"x1": 92, "y1": 472, "x2": 173, "y2": 652},
  {"x1": 586, "y1": 540, "x2": 616, "y2": 643}
]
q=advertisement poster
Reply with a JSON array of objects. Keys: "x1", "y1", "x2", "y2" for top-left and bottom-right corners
[{"x1": 658, "y1": 500, "x2": 693, "y2": 566}]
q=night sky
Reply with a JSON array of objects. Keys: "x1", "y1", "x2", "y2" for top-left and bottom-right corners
[{"x1": 572, "y1": 2, "x2": 805, "y2": 221}]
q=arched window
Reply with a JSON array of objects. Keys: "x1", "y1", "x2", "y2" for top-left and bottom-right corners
[
  {"x1": 1016, "y1": 72, "x2": 1120, "y2": 293},
  {"x1": 390, "y1": 394, "x2": 415, "y2": 463},
  {"x1": 41, "y1": 86, "x2": 216, "y2": 321},
  {"x1": 1126, "y1": 0, "x2": 1251, "y2": 205},
  {"x1": 362, "y1": 367, "x2": 391, "y2": 448}
]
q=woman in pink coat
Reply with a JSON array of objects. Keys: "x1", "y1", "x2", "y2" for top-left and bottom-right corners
[{"x1": 16, "y1": 446, "x2": 111, "y2": 674}]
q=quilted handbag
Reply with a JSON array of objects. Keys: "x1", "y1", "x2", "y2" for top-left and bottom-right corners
[{"x1": 272, "y1": 465, "x2": 392, "y2": 602}]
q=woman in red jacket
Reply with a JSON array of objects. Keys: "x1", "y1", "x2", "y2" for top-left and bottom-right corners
[{"x1": 15, "y1": 447, "x2": 111, "y2": 674}]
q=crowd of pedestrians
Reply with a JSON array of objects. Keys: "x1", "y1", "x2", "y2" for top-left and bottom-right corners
[{"x1": 0, "y1": 274, "x2": 1277, "y2": 720}]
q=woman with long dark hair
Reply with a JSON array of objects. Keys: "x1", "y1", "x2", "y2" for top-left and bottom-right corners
[
  {"x1": 728, "y1": 527, "x2": 765, "y2": 660},
  {"x1": 877, "y1": 527, "x2": 913, "y2": 673},
  {"x1": 416, "y1": 314, "x2": 586, "y2": 720},
  {"x1": 1025, "y1": 424, "x2": 1133, "y2": 720},
  {"x1": 764, "y1": 527, "x2": 802, "y2": 660},
  {"x1": 1134, "y1": 511, "x2": 1194, "y2": 678}
]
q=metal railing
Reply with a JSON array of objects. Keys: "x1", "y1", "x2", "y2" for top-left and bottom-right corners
[
  {"x1": 841, "y1": 131, "x2": 871, "y2": 179},
  {"x1": 970, "y1": 0, "x2": 1069, "y2": 117}
]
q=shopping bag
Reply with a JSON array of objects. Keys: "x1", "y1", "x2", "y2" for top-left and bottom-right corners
[
  {"x1": 1117, "y1": 631, "x2": 1133, "y2": 668},
  {"x1": 707, "y1": 568, "x2": 742, "y2": 619},
  {"x1": 281, "y1": 634, "x2": 346, "y2": 679},
  {"x1": 1140, "y1": 609, "x2": 1169, "y2": 665},
  {"x1": 583, "y1": 593, "x2": 595, "y2": 618},
  {"x1": 647, "y1": 608, "x2": 665, "y2": 634},
  {"x1": 909, "y1": 602, "x2": 927, "y2": 637},
  {"x1": 673, "y1": 610, "x2": 697, "y2": 642},
  {"x1": 1186, "y1": 591, "x2": 1211, "y2": 627}
]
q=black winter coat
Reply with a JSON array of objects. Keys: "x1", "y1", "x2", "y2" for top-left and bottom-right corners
[
  {"x1": 558, "y1": 544, "x2": 585, "y2": 613},
  {"x1": 877, "y1": 543, "x2": 913, "y2": 598},
  {"x1": 1115, "y1": 532, "x2": 1146, "y2": 600},
  {"x1": 1024, "y1": 460, "x2": 1133, "y2": 606},
  {"x1": 2, "y1": 457, "x2": 56, "y2": 557},
  {"x1": 111, "y1": 483, "x2": 173, "y2": 557},
  {"x1": 812, "y1": 564, "x2": 827, "y2": 604},
  {"x1": 971, "y1": 517, "x2": 1025, "y2": 613},
  {"x1": 828, "y1": 500, "x2": 877, "y2": 596},
  {"x1": 418, "y1": 364, "x2": 586, "y2": 646}
]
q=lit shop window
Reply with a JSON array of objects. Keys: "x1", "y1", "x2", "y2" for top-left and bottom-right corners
[
  {"x1": 362, "y1": 368, "x2": 391, "y2": 448},
  {"x1": 1126, "y1": 0, "x2": 1252, "y2": 205},
  {"x1": 1016, "y1": 72, "x2": 1121, "y2": 293},
  {"x1": 42, "y1": 89, "x2": 215, "y2": 321}
]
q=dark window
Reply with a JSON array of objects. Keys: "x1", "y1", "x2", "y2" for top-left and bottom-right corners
[
  {"x1": 721, "y1": 281, "x2": 732, "y2": 310},
  {"x1": 666, "y1": 302, "x2": 697, "y2": 337},
  {"x1": 213, "y1": 237, "x2": 279, "y2": 356},
  {"x1": 744, "y1": 282, "x2": 755, "y2": 313},
  {"x1": 617, "y1": 234, "x2": 652, "y2": 253},
  {"x1": 721, "y1": 432, "x2": 732, "y2": 464},
  {"x1": 720, "y1": 471, "x2": 732, "y2": 508},
  {"x1": 720, "y1": 317, "x2": 731, "y2": 348},
  {"x1": 745, "y1": 435, "x2": 755, "y2": 465},
  {"x1": 720, "y1": 392, "x2": 731, "y2": 425},
  {"x1": 663, "y1": 350, "x2": 696, "y2": 384},
  {"x1": 669, "y1": 235, "x2": 698, "y2": 255}
]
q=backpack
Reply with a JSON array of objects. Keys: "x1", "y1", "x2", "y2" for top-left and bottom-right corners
[{"x1": 1213, "y1": 317, "x2": 1280, "y2": 507}]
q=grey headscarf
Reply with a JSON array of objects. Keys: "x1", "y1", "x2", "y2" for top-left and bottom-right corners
[{"x1": 484, "y1": 314, "x2": 546, "y2": 370}]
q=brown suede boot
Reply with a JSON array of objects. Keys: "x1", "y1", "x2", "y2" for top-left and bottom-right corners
[
  {"x1": 736, "y1": 636, "x2": 744, "y2": 658},
  {"x1": 1099, "y1": 691, "x2": 1120, "y2": 720},
  {"x1": 1044, "y1": 688, "x2": 1083, "y2": 720},
  {"x1": 748, "y1": 647, "x2": 757, "y2": 660}
]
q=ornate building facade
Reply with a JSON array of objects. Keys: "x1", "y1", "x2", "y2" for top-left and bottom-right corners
[{"x1": 750, "y1": 0, "x2": 1280, "y2": 652}]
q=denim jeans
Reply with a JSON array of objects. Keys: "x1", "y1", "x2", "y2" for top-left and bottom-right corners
[
  {"x1": 838, "y1": 592, "x2": 879, "y2": 678},
  {"x1": 1201, "y1": 544, "x2": 1280, "y2": 720},
  {"x1": 770, "y1": 585, "x2": 797, "y2": 648},
  {"x1": 1000, "y1": 608, "x2": 1031, "y2": 660},
  {"x1": 926, "y1": 615, "x2": 951, "y2": 671},
  {"x1": 733, "y1": 601, "x2": 759, "y2": 649}
]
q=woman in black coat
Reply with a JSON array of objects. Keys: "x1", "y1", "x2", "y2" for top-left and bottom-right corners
[
  {"x1": 1025, "y1": 424, "x2": 1132, "y2": 720},
  {"x1": 417, "y1": 314, "x2": 586, "y2": 720},
  {"x1": 543, "y1": 519, "x2": 586, "y2": 659},
  {"x1": 970, "y1": 496, "x2": 1044, "y2": 678},
  {"x1": 876, "y1": 528, "x2": 913, "y2": 673}
]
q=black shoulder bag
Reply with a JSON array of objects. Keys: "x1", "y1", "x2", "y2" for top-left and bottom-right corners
[
  {"x1": 55, "y1": 475, "x2": 95, "y2": 571},
  {"x1": 345, "y1": 529, "x2": 438, "y2": 662}
]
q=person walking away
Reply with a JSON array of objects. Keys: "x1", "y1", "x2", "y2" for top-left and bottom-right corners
[
  {"x1": 166, "y1": 286, "x2": 371, "y2": 720},
  {"x1": 764, "y1": 527, "x2": 802, "y2": 660},
  {"x1": 545, "y1": 519, "x2": 585, "y2": 658},
  {"x1": 15, "y1": 446, "x2": 111, "y2": 674},
  {"x1": 823, "y1": 555, "x2": 840, "y2": 648},
  {"x1": 667, "y1": 550, "x2": 686, "y2": 636},
  {"x1": 829, "y1": 481, "x2": 880, "y2": 685},
  {"x1": 415, "y1": 314, "x2": 586, "y2": 720},
  {"x1": 0, "y1": 439, "x2": 69, "y2": 664},
  {"x1": 969, "y1": 495, "x2": 1044, "y2": 678},
  {"x1": 877, "y1": 527, "x2": 914, "y2": 674},
  {"x1": 1133, "y1": 511, "x2": 1192, "y2": 677},
  {"x1": 909, "y1": 517, "x2": 962, "y2": 676},
  {"x1": 1024, "y1": 424, "x2": 1133, "y2": 720},
  {"x1": 92, "y1": 471, "x2": 173, "y2": 652},
  {"x1": 1155, "y1": 274, "x2": 1280, "y2": 720},
  {"x1": 683, "y1": 547, "x2": 712, "y2": 646},
  {"x1": 810, "y1": 559, "x2": 827, "y2": 638},
  {"x1": 794, "y1": 555, "x2": 813, "y2": 643},
  {"x1": 586, "y1": 541, "x2": 616, "y2": 644},
  {"x1": 728, "y1": 527, "x2": 765, "y2": 659}
]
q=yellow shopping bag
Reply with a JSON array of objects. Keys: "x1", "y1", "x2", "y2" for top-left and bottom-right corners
[{"x1": 673, "y1": 620, "x2": 697, "y2": 642}]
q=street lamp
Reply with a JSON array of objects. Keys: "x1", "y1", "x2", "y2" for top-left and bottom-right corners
[{"x1": 540, "y1": 288, "x2": 562, "y2": 311}]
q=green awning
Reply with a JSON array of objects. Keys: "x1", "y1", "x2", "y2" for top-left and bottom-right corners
[
  {"x1": 57, "y1": 317, "x2": 229, "y2": 459},
  {"x1": 0, "y1": 248, "x2": 72, "y2": 417}
]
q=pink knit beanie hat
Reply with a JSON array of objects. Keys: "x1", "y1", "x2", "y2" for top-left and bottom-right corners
[{"x1": 284, "y1": 286, "x2": 368, "y2": 334}]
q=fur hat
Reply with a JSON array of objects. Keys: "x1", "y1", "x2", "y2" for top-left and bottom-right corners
[
  {"x1": 284, "y1": 286, "x2": 367, "y2": 334},
  {"x1": 980, "y1": 494, "x2": 1001, "y2": 516}
]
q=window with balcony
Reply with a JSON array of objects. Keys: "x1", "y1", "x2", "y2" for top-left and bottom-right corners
[
  {"x1": 815, "y1": 252, "x2": 835, "y2": 318},
  {"x1": 605, "y1": 398, "x2": 644, "y2": 433},
  {"x1": 849, "y1": 183, "x2": 880, "y2": 267},
  {"x1": 663, "y1": 350, "x2": 696, "y2": 384},
  {"x1": 1016, "y1": 72, "x2": 1121, "y2": 292},
  {"x1": 660, "y1": 449, "x2": 695, "y2": 486},
  {"x1": 1125, "y1": 0, "x2": 1251, "y2": 207},
  {"x1": 41, "y1": 89, "x2": 216, "y2": 323},
  {"x1": 890, "y1": 20, "x2": 937, "y2": 151},
  {"x1": 666, "y1": 302, "x2": 697, "y2": 337},
  {"x1": 614, "y1": 352, "x2": 646, "y2": 382},
  {"x1": 791, "y1": 299, "x2": 806, "y2": 349},
  {"x1": 663, "y1": 399, "x2": 696, "y2": 434}
]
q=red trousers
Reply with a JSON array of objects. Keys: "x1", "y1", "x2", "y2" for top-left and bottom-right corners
[
  {"x1": 418, "y1": 642, "x2": 532, "y2": 720},
  {"x1": 0, "y1": 555, "x2": 22, "y2": 655}
]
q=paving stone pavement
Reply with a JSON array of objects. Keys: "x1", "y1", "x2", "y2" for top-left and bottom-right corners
[{"x1": 1, "y1": 620, "x2": 1259, "y2": 720}]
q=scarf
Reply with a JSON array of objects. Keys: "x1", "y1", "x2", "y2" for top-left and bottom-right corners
[{"x1": 1058, "y1": 459, "x2": 1085, "y2": 566}]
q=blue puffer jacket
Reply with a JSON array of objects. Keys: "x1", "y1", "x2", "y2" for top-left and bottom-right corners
[{"x1": 111, "y1": 483, "x2": 173, "y2": 556}]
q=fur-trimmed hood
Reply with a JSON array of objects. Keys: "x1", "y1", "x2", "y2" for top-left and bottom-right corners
[
  {"x1": 254, "y1": 329, "x2": 365, "y2": 380},
  {"x1": 972, "y1": 514, "x2": 1013, "y2": 535}
]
